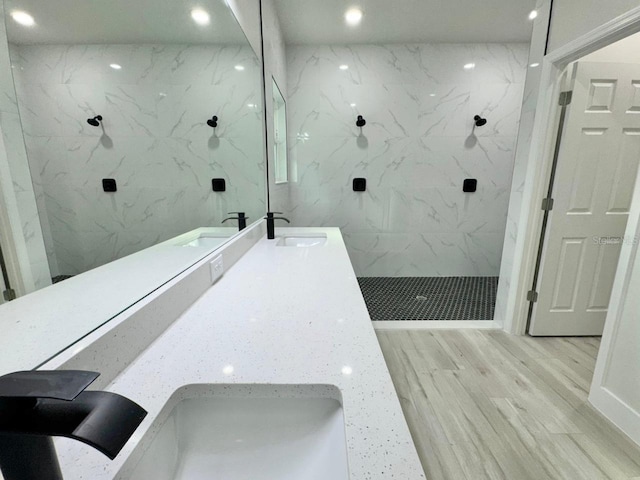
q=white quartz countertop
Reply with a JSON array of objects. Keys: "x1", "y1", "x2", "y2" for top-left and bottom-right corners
[{"x1": 57, "y1": 227, "x2": 425, "y2": 479}]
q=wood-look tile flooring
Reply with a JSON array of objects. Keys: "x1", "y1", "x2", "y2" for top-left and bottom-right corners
[{"x1": 377, "y1": 330, "x2": 640, "y2": 480}]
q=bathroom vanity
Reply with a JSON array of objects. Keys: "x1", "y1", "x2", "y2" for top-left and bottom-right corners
[{"x1": 38, "y1": 224, "x2": 425, "y2": 479}]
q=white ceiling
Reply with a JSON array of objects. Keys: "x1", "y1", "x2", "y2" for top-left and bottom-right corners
[
  {"x1": 274, "y1": 0, "x2": 538, "y2": 45},
  {"x1": 4, "y1": 0, "x2": 248, "y2": 45}
]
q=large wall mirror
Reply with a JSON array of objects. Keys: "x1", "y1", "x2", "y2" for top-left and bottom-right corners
[{"x1": 0, "y1": 0, "x2": 266, "y2": 374}]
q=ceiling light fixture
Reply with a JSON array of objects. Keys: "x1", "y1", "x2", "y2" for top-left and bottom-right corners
[
  {"x1": 528, "y1": 10, "x2": 538, "y2": 20},
  {"x1": 339, "y1": 64, "x2": 349, "y2": 70},
  {"x1": 109, "y1": 64, "x2": 122, "y2": 70},
  {"x1": 345, "y1": 7, "x2": 363, "y2": 26},
  {"x1": 234, "y1": 65, "x2": 245, "y2": 71},
  {"x1": 191, "y1": 8, "x2": 211, "y2": 25},
  {"x1": 11, "y1": 10, "x2": 35, "y2": 27},
  {"x1": 463, "y1": 63, "x2": 476, "y2": 70}
]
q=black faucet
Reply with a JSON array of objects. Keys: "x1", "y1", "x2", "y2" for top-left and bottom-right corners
[
  {"x1": 222, "y1": 212, "x2": 248, "y2": 231},
  {"x1": 0, "y1": 370, "x2": 147, "y2": 480},
  {"x1": 264, "y1": 212, "x2": 290, "y2": 239}
]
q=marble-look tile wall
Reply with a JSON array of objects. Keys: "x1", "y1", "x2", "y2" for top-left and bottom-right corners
[
  {"x1": 0, "y1": 1, "x2": 51, "y2": 292},
  {"x1": 287, "y1": 43, "x2": 529, "y2": 277},
  {"x1": 10, "y1": 43, "x2": 265, "y2": 276}
]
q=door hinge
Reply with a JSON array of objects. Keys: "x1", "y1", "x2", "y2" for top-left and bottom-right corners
[
  {"x1": 559, "y1": 91, "x2": 573, "y2": 106},
  {"x1": 527, "y1": 290, "x2": 538, "y2": 302},
  {"x1": 3, "y1": 288, "x2": 16, "y2": 301},
  {"x1": 541, "y1": 198, "x2": 554, "y2": 211}
]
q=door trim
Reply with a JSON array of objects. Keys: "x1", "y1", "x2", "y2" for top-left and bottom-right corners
[{"x1": 506, "y1": 5, "x2": 640, "y2": 335}]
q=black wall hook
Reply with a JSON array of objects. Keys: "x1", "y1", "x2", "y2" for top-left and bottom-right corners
[
  {"x1": 87, "y1": 115, "x2": 103, "y2": 127},
  {"x1": 356, "y1": 115, "x2": 366, "y2": 127},
  {"x1": 207, "y1": 115, "x2": 218, "y2": 128},
  {"x1": 473, "y1": 115, "x2": 487, "y2": 127}
]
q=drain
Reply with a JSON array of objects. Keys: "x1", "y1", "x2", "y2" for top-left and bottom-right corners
[{"x1": 416, "y1": 295, "x2": 428, "y2": 301}]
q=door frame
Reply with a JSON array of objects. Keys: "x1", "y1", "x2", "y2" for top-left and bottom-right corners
[{"x1": 506, "y1": 5, "x2": 640, "y2": 335}]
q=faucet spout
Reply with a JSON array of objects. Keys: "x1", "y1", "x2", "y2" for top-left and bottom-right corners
[{"x1": 0, "y1": 370, "x2": 147, "y2": 480}]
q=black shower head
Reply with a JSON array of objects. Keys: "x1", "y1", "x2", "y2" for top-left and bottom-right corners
[
  {"x1": 356, "y1": 115, "x2": 366, "y2": 127},
  {"x1": 207, "y1": 115, "x2": 218, "y2": 128},
  {"x1": 87, "y1": 115, "x2": 103, "y2": 127},
  {"x1": 474, "y1": 115, "x2": 487, "y2": 127}
]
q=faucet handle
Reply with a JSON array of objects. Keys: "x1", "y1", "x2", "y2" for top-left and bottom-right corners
[
  {"x1": 0, "y1": 370, "x2": 99, "y2": 401},
  {"x1": 228, "y1": 211, "x2": 246, "y2": 217}
]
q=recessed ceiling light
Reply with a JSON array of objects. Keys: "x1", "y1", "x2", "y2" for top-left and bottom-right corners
[
  {"x1": 463, "y1": 63, "x2": 476, "y2": 70},
  {"x1": 339, "y1": 64, "x2": 349, "y2": 70},
  {"x1": 222, "y1": 365, "x2": 234, "y2": 375},
  {"x1": 11, "y1": 10, "x2": 35, "y2": 27},
  {"x1": 109, "y1": 63, "x2": 122, "y2": 70},
  {"x1": 345, "y1": 8, "x2": 363, "y2": 26},
  {"x1": 191, "y1": 8, "x2": 211, "y2": 25},
  {"x1": 341, "y1": 366, "x2": 353, "y2": 375},
  {"x1": 528, "y1": 10, "x2": 538, "y2": 20},
  {"x1": 234, "y1": 65, "x2": 245, "y2": 71},
  {"x1": 529, "y1": 62, "x2": 540, "y2": 68}
]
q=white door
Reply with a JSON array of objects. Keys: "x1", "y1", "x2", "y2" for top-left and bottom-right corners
[{"x1": 529, "y1": 62, "x2": 640, "y2": 336}]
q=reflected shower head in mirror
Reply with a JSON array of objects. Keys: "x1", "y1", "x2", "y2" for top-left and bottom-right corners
[
  {"x1": 87, "y1": 115, "x2": 103, "y2": 127},
  {"x1": 473, "y1": 115, "x2": 487, "y2": 127},
  {"x1": 207, "y1": 115, "x2": 218, "y2": 128}
]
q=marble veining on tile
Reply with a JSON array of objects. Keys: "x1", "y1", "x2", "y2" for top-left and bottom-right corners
[
  {"x1": 286, "y1": 42, "x2": 529, "y2": 277},
  {"x1": 10, "y1": 43, "x2": 266, "y2": 277}
]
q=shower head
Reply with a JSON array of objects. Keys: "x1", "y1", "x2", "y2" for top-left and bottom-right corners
[
  {"x1": 356, "y1": 115, "x2": 366, "y2": 127},
  {"x1": 87, "y1": 115, "x2": 103, "y2": 127},
  {"x1": 474, "y1": 115, "x2": 487, "y2": 127},
  {"x1": 207, "y1": 115, "x2": 218, "y2": 128}
]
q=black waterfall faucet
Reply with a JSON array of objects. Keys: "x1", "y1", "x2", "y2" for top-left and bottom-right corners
[
  {"x1": 264, "y1": 212, "x2": 290, "y2": 240},
  {"x1": 0, "y1": 370, "x2": 147, "y2": 480},
  {"x1": 87, "y1": 115, "x2": 103, "y2": 127},
  {"x1": 222, "y1": 212, "x2": 248, "y2": 231},
  {"x1": 207, "y1": 115, "x2": 219, "y2": 128},
  {"x1": 356, "y1": 115, "x2": 366, "y2": 127}
]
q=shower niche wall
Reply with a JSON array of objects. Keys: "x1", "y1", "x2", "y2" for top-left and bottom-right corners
[
  {"x1": 3, "y1": 0, "x2": 266, "y2": 281},
  {"x1": 268, "y1": 0, "x2": 541, "y2": 321}
]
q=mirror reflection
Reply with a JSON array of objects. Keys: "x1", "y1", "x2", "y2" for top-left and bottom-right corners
[
  {"x1": 4, "y1": 0, "x2": 265, "y2": 286},
  {"x1": 0, "y1": 0, "x2": 265, "y2": 373}
]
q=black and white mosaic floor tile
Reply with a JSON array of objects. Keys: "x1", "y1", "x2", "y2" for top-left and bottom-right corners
[{"x1": 358, "y1": 276, "x2": 498, "y2": 321}]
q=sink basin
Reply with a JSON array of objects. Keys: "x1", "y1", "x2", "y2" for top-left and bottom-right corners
[
  {"x1": 276, "y1": 235, "x2": 327, "y2": 247},
  {"x1": 180, "y1": 234, "x2": 229, "y2": 248},
  {"x1": 124, "y1": 388, "x2": 349, "y2": 480}
]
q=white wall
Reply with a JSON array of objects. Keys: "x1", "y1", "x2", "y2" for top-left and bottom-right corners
[
  {"x1": 547, "y1": 0, "x2": 640, "y2": 53},
  {"x1": 0, "y1": 1, "x2": 51, "y2": 292},
  {"x1": 10, "y1": 43, "x2": 265, "y2": 276},
  {"x1": 590, "y1": 162, "x2": 640, "y2": 446},
  {"x1": 286, "y1": 42, "x2": 528, "y2": 277},
  {"x1": 494, "y1": 0, "x2": 550, "y2": 327}
]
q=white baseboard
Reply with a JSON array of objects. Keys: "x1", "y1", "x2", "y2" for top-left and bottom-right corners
[
  {"x1": 372, "y1": 320, "x2": 502, "y2": 330},
  {"x1": 589, "y1": 386, "x2": 640, "y2": 447}
]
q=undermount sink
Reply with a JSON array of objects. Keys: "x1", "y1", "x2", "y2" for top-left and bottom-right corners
[
  {"x1": 180, "y1": 234, "x2": 229, "y2": 248},
  {"x1": 276, "y1": 234, "x2": 327, "y2": 247},
  {"x1": 124, "y1": 387, "x2": 349, "y2": 480}
]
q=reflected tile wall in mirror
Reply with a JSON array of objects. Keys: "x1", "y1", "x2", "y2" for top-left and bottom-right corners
[{"x1": 10, "y1": 43, "x2": 265, "y2": 275}]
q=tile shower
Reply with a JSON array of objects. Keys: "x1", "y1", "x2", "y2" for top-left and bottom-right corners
[
  {"x1": 286, "y1": 43, "x2": 529, "y2": 320},
  {"x1": 9, "y1": 44, "x2": 265, "y2": 277}
]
